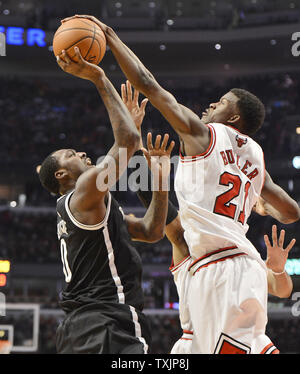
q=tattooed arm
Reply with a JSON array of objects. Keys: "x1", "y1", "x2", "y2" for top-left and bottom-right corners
[
  {"x1": 56, "y1": 47, "x2": 140, "y2": 225},
  {"x1": 125, "y1": 133, "x2": 175, "y2": 243},
  {"x1": 61, "y1": 15, "x2": 210, "y2": 157}
]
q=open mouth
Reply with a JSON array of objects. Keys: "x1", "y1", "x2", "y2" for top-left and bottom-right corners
[
  {"x1": 86, "y1": 158, "x2": 92, "y2": 166},
  {"x1": 202, "y1": 110, "x2": 209, "y2": 117}
]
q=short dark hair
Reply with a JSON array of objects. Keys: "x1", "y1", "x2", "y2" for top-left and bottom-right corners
[
  {"x1": 38, "y1": 152, "x2": 60, "y2": 195},
  {"x1": 230, "y1": 88, "x2": 265, "y2": 136}
]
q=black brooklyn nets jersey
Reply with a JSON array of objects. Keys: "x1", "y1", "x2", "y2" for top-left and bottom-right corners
[{"x1": 56, "y1": 190, "x2": 145, "y2": 314}]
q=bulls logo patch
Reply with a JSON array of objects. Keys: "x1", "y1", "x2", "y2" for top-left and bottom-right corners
[{"x1": 235, "y1": 135, "x2": 248, "y2": 148}]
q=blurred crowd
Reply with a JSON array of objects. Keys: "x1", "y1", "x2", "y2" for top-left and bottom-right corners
[
  {"x1": 0, "y1": 206, "x2": 299, "y2": 265},
  {"x1": 0, "y1": 72, "x2": 299, "y2": 265},
  {"x1": 36, "y1": 313, "x2": 300, "y2": 353},
  {"x1": 0, "y1": 72, "x2": 299, "y2": 203},
  {"x1": 38, "y1": 313, "x2": 183, "y2": 354},
  {"x1": 2, "y1": 0, "x2": 300, "y2": 32},
  {"x1": 0, "y1": 0, "x2": 299, "y2": 356},
  {"x1": 3, "y1": 312, "x2": 299, "y2": 354},
  {"x1": 0, "y1": 209, "x2": 173, "y2": 264}
]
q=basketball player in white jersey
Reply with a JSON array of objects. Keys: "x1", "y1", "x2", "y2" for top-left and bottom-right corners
[
  {"x1": 121, "y1": 81, "x2": 295, "y2": 354},
  {"x1": 81, "y1": 13, "x2": 300, "y2": 351},
  {"x1": 168, "y1": 222, "x2": 295, "y2": 354}
]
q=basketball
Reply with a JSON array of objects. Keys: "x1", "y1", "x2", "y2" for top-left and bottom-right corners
[{"x1": 52, "y1": 18, "x2": 106, "y2": 65}]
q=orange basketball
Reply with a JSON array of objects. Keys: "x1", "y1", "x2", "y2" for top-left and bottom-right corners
[{"x1": 53, "y1": 18, "x2": 106, "y2": 65}]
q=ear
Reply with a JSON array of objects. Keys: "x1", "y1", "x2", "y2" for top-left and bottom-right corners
[
  {"x1": 55, "y1": 168, "x2": 68, "y2": 181},
  {"x1": 227, "y1": 114, "x2": 240, "y2": 124}
]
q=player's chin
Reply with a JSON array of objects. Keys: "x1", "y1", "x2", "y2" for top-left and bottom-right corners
[{"x1": 201, "y1": 114, "x2": 210, "y2": 124}]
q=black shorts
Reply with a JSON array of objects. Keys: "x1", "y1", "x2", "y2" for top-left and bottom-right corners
[{"x1": 56, "y1": 302, "x2": 152, "y2": 354}]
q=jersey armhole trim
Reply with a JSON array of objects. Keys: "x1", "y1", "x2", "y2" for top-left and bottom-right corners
[
  {"x1": 169, "y1": 255, "x2": 192, "y2": 273},
  {"x1": 64, "y1": 191, "x2": 112, "y2": 230},
  {"x1": 179, "y1": 124, "x2": 216, "y2": 163}
]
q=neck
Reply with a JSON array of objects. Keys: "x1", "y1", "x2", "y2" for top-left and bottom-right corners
[{"x1": 60, "y1": 183, "x2": 76, "y2": 196}]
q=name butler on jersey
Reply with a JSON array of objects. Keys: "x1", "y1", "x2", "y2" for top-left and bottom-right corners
[{"x1": 175, "y1": 122, "x2": 265, "y2": 268}]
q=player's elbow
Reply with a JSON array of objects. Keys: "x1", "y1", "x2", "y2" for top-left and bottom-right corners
[
  {"x1": 269, "y1": 286, "x2": 292, "y2": 299},
  {"x1": 291, "y1": 206, "x2": 300, "y2": 222},
  {"x1": 117, "y1": 128, "x2": 140, "y2": 152},
  {"x1": 153, "y1": 227, "x2": 165, "y2": 242},
  {"x1": 145, "y1": 226, "x2": 165, "y2": 243},
  {"x1": 128, "y1": 132, "x2": 141, "y2": 151},
  {"x1": 275, "y1": 287, "x2": 293, "y2": 299},
  {"x1": 281, "y1": 206, "x2": 300, "y2": 224}
]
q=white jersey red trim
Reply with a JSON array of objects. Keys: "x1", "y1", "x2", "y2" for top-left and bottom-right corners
[
  {"x1": 260, "y1": 342, "x2": 280, "y2": 354},
  {"x1": 188, "y1": 246, "x2": 247, "y2": 275},
  {"x1": 175, "y1": 122, "x2": 266, "y2": 270},
  {"x1": 169, "y1": 255, "x2": 192, "y2": 273},
  {"x1": 179, "y1": 124, "x2": 216, "y2": 162},
  {"x1": 180, "y1": 330, "x2": 193, "y2": 341}
]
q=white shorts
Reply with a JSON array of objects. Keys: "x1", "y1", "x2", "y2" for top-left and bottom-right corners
[
  {"x1": 169, "y1": 256, "x2": 194, "y2": 354},
  {"x1": 187, "y1": 249, "x2": 279, "y2": 354},
  {"x1": 170, "y1": 330, "x2": 193, "y2": 354}
]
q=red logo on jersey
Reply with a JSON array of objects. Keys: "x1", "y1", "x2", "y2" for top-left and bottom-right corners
[{"x1": 235, "y1": 135, "x2": 247, "y2": 148}]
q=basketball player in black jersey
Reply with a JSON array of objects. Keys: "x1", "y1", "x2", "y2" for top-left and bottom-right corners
[{"x1": 38, "y1": 47, "x2": 175, "y2": 354}]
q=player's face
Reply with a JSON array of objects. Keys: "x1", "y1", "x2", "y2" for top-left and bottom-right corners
[
  {"x1": 201, "y1": 92, "x2": 240, "y2": 125},
  {"x1": 54, "y1": 148, "x2": 94, "y2": 180}
]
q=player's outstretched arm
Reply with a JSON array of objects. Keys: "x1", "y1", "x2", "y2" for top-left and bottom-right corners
[
  {"x1": 61, "y1": 15, "x2": 210, "y2": 156},
  {"x1": 265, "y1": 225, "x2": 294, "y2": 298},
  {"x1": 256, "y1": 171, "x2": 300, "y2": 224},
  {"x1": 56, "y1": 48, "x2": 140, "y2": 217},
  {"x1": 121, "y1": 81, "x2": 190, "y2": 258},
  {"x1": 125, "y1": 133, "x2": 174, "y2": 243}
]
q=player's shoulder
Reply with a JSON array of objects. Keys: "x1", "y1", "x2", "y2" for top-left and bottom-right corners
[
  {"x1": 56, "y1": 189, "x2": 74, "y2": 210},
  {"x1": 210, "y1": 123, "x2": 262, "y2": 150}
]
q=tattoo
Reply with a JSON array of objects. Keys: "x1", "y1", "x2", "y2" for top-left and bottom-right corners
[{"x1": 95, "y1": 77, "x2": 139, "y2": 147}]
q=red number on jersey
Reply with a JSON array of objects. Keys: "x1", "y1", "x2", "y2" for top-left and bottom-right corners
[
  {"x1": 238, "y1": 181, "x2": 251, "y2": 225},
  {"x1": 213, "y1": 172, "x2": 251, "y2": 224},
  {"x1": 213, "y1": 172, "x2": 242, "y2": 219}
]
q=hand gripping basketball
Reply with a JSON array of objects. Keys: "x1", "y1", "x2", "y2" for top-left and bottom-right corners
[
  {"x1": 56, "y1": 47, "x2": 105, "y2": 83},
  {"x1": 53, "y1": 17, "x2": 107, "y2": 65},
  {"x1": 61, "y1": 14, "x2": 110, "y2": 36}
]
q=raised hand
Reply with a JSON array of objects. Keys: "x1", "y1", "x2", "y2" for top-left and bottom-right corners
[
  {"x1": 142, "y1": 133, "x2": 175, "y2": 191},
  {"x1": 121, "y1": 80, "x2": 148, "y2": 132},
  {"x1": 56, "y1": 47, "x2": 105, "y2": 83},
  {"x1": 265, "y1": 225, "x2": 296, "y2": 273}
]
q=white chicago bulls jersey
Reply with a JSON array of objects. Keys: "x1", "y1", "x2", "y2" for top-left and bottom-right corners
[{"x1": 174, "y1": 123, "x2": 266, "y2": 268}]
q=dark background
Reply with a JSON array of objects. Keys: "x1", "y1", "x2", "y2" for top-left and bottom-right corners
[{"x1": 0, "y1": 0, "x2": 299, "y2": 354}]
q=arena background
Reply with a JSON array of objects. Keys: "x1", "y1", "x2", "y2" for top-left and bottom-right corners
[{"x1": 0, "y1": 0, "x2": 299, "y2": 354}]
